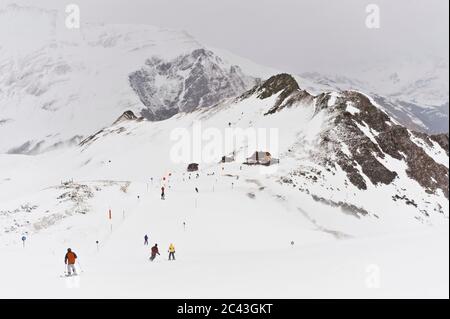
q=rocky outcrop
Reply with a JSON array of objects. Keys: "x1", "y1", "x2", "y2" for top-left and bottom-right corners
[
  {"x1": 129, "y1": 49, "x2": 257, "y2": 121},
  {"x1": 239, "y1": 73, "x2": 314, "y2": 115},
  {"x1": 112, "y1": 110, "x2": 140, "y2": 125},
  {"x1": 313, "y1": 90, "x2": 449, "y2": 198},
  {"x1": 430, "y1": 133, "x2": 449, "y2": 156},
  {"x1": 257, "y1": 73, "x2": 300, "y2": 99}
]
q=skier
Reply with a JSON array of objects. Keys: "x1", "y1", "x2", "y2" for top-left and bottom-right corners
[
  {"x1": 64, "y1": 248, "x2": 78, "y2": 276},
  {"x1": 150, "y1": 244, "x2": 160, "y2": 262},
  {"x1": 161, "y1": 186, "x2": 165, "y2": 200},
  {"x1": 195, "y1": 187, "x2": 199, "y2": 193},
  {"x1": 144, "y1": 234, "x2": 149, "y2": 245},
  {"x1": 168, "y1": 243, "x2": 176, "y2": 261}
]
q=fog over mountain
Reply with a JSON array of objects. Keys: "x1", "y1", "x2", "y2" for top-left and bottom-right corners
[{"x1": 4, "y1": 0, "x2": 448, "y2": 75}]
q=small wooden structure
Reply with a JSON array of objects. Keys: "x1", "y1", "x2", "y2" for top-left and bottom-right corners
[
  {"x1": 221, "y1": 155, "x2": 234, "y2": 163},
  {"x1": 187, "y1": 163, "x2": 199, "y2": 172},
  {"x1": 245, "y1": 151, "x2": 279, "y2": 166}
]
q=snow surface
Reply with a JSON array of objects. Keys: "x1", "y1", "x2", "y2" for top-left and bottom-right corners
[
  {"x1": 0, "y1": 88, "x2": 448, "y2": 298},
  {"x1": 346, "y1": 102, "x2": 360, "y2": 115},
  {"x1": 327, "y1": 92, "x2": 340, "y2": 107},
  {"x1": 0, "y1": 3, "x2": 448, "y2": 300},
  {"x1": 354, "y1": 121, "x2": 379, "y2": 145}
]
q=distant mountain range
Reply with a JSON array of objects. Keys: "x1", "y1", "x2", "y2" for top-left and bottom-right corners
[{"x1": 300, "y1": 56, "x2": 449, "y2": 134}]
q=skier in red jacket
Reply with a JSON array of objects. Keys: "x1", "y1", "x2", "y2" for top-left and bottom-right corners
[{"x1": 150, "y1": 244, "x2": 160, "y2": 261}]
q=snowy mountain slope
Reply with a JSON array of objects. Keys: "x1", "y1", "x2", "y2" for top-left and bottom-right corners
[
  {"x1": 0, "y1": 4, "x2": 258, "y2": 154},
  {"x1": 74, "y1": 74, "x2": 449, "y2": 225},
  {"x1": 1, "y1": 73, "x2": 447, "y2": 239},
  {"x1": 0, "y1": 72, "x2": 449, "y2": 298},
  {"x1": 301, "y1": 57, "x2": 449, "y2": 134},
  {"x1": 0, "y1": 73, "x2": 448, "y2": 298}
]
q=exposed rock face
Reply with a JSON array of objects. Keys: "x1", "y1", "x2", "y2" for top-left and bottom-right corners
[
  {"x1": 430, "y1": 133, "x2": 449, "y2": 156},
  {"x1": 129, "y1": 49, "x2": 257, "y2": 121},
  {"x1": 315, "y1": 90, "x2": 449, "y2": 198},
  {"x1": 240, "y1": 73, "x2": 314, "y2": 115},
  {"x1": 327, "y1": 92, "x2": 399, "y2": 190},
  {"x1": 257, "y1": 73, "x2": 300, "y2": 99}
]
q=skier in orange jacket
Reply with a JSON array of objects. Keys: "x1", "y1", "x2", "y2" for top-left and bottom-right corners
[{"x1": 64, "y1": 248, "x2": 78, "y2": 276}]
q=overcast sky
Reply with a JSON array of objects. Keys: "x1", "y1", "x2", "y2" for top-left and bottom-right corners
[{"x1": 3, "y1": 0, "x2": 449, "y2": 74}]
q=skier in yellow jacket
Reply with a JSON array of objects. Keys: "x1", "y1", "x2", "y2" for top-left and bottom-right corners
[{"x1": 168, "y1": 243, "x2": 176, "y2": 261}]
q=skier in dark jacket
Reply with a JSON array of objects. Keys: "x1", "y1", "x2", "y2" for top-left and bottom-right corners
[
  {"x1": 150, "y1": 244, "x2": 160, "y2": 261},
  {"x1": 144, "y1": 234, "x2": 149, "y2": 245},
  {"x1": 161, "y1": 187, "x2": 165, "y2": 200}
]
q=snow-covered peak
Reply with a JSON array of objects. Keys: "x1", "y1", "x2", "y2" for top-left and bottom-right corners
[
  {"x1": 79, "y1": 24, "x2": 202, "y2": 58},
  {"x1": 129, "y1": 48, "x2": 257, "y2": 120},
  {"x1": 0, "y1": 5, "x2": 257, "y2": 154}
]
